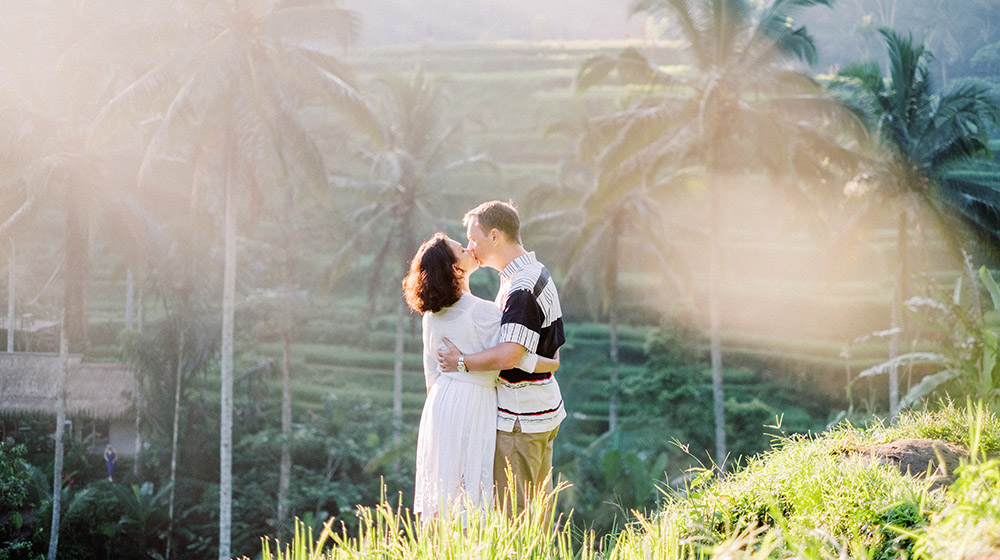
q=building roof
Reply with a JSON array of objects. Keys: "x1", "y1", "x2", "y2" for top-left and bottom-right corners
[{"x1": 0, "y1": 353, "x2": 134, "y2": 418}]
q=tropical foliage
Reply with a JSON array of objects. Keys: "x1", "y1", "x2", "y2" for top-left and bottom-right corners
[
  {"x1": 832, "y1": 28, "x2": 1000, "y2": 418},
  {"x1": 853, "y1": 257, "x2": 1000, "y2": 413},
  {"x1": 574, "y1": 0, "x2": 858, "y2": 468},
  {"x1": 95, "y1": 2, "x2": 377, "y2": 556}
]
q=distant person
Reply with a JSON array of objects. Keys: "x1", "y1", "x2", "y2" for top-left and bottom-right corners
[
  {"x1": 439, "y1": 200, "x2": 566, "y2": 511},
  {"x1": 403, "y1": 232, "x2": 558, "y2": 522},
  {"x1": 104, "y1": 445, "x2": 117, "y2": 481}
]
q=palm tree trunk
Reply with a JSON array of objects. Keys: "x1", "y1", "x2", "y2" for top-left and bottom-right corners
[
  {"x1": 392, "y1": 296, "x2": 405, "y2": 473},
  {"x1": 709, "y1": 182, "x2": 727, "y2": 470},
  {"x1": 166, "y1": 314, "x2": 185, "y2": 560},
  {"x1": 889, "y1": 210, "x2": 908, "y2": 420},
  {"x1": 47, "y1": 311, "x2": 69, "y2": 560},
  {"x1": 277, "y1": 186, "x2": 294, "y2": 538},
  {"x1": 218, "y1": 144, "x2": 237, "y2": 560},
  {"x1": 64, "y1": 186, "x2": 88, "y2": 353},
  {"x1": 137, "y1": 282, "x2": 145, "y2": 334},
  {"x1": 133, "y1": 367, "x2": 143, "y2": 478},
  {"x1": 126, "y1": 268, "x2": 135, "y2": 331},
  {"x1": 7, "y1": 237, "x2": 14, "y2": 352},
  {"x1": 277, "y1": 316, "x2": 292, "y2": 533},
  {"x1": 169, "y1": 159, "x2": 201, "y2": 560},
  {"x1": 607, "y1": 218, "x2": 621, "y2": 433}
]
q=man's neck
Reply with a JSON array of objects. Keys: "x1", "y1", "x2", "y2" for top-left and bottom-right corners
[{"x1": 493, "y1": 245, "x2": 529, "y2": 272}]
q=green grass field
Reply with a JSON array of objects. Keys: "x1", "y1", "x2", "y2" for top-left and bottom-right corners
[{"x1": 255, "y1": 403, "x2": 1000, "y2": 560}]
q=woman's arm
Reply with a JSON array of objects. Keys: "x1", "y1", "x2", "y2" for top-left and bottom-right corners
[
  {"x1": 421, "y1": 314, "x2": 438, "y2": 389},
  {"x1": 533, "y1": 349, "x2": 559, "y2": 373}
]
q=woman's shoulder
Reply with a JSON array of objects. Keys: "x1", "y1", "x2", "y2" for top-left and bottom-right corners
[{"x1": 464, "y1": 292, "x2": 500, "y2": 316}]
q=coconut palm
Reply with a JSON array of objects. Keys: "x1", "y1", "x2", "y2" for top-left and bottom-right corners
[
  {"x1": 575, "y1": 0, "x2": 853, "y2": 467},
  {"x1": 0, "y1": 79, "x2": 56, "y2": 354},
  {"x1": 527, "y1": 116, "x2": 694, "y2": 434},
  {"x1": 560, "y1": 196, "x2": 691, "y2": 433},
  {"x1": 97, "y1": 1, "x2": 377, "y2": 556},
  {"x1": 0, "y1": 5, "x2": 154, "y2": 556},
  {"x1": 328, "y1": 66, "x2": 496, "y2": 468},
  {"x1": 0, "y1": 9, "x2": 112, "y2": 354},
  {"x1": 832, "y1": 28, "x2": 1000, "y2": 419}
]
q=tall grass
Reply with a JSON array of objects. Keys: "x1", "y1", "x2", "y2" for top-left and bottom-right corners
[
  {"x1": 255, "y1": 479, "x2": 594, "y2": 560},
  {"x1": 252, "y1": 403, "x2": 1000, "y2": 560}
]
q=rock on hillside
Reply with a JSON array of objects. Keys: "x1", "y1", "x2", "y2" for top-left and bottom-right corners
[{"x1": 848, "y1": 438, "x2": 969, "y2": 489}]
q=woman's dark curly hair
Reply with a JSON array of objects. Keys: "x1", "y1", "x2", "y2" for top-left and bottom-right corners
[{"x1": 402, "y1": 233, "x2": 463, "y2": 313}]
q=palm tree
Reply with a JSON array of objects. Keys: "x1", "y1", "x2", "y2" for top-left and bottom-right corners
[
  {"x1": 576, "y1": 0, "x2": 852, "y2": 468},
  {"x1": 98, "y1": 2, "x2": 377, "y2": 556},
  {"x1": 562, "y1": 198, "x2": 691, "y2": 433},
  {"x1": 0, "y1": 10, "x2": 111, "y2": 355},
  {"x1": 528, "y1": 117, "x2": 694, "y2": 434},
  {"x1": 0, "y1": 5, "x2": 152, "y2": 556},
  {"x1": 0, "y1": 82, "x2": 57, "y2": 353},
  {"x1": 328, "y1": 67, "x2": 496, "y2": 463},
  {"x1": 832, "y1": 29, "x2": 1000, "y2": 418}
]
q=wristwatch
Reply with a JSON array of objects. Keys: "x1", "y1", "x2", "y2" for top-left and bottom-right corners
[{"x1": 457, "y1": 354, "x2": 468, "y2": 372}]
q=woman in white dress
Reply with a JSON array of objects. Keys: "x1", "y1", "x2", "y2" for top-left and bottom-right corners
[{"x1": 402, "y1": 232, "x2": 558, "y2": 520}]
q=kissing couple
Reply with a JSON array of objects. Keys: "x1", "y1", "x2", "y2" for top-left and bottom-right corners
[{"x1": 401, "y1": 200, "x2": 567, "y2": 521}]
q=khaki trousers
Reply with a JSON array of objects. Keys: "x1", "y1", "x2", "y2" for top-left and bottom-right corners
[{"x1": 494, "y1": 419, "x2": 559, "y2": 511}]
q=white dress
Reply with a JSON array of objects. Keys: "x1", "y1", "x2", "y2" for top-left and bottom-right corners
[{"x1": 413, "y1": 292, "x2": 502, "y2": 519}]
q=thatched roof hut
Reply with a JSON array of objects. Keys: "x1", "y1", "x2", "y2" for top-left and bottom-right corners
[{"x1": 0, "y1": 353, "x2": 134, "y2": 419}]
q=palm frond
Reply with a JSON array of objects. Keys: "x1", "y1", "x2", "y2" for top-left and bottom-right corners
[
  {"x1": 421, "y1": 121, "x2": 464, "y2": 173},
  {"x1": 598, "y1": 124, "x2": 698, "y2": 204},
  {"x1": 0, "y1": 192, "x2": 41, "y2": 240},
  {"x1": 938, "y1": 163, "x2": 1000, "y2": 252},
  {"x1": 753, "y1": 0, "x2": 832, "y2": 66},
  {"x1": 922, "y1": 81, "x2": 1000, "y2": 168},
  {"x1": 323, "y1": 203, "x2": 392, "y2": 288},
  {"x1": 266, "y1": 5, "x2": 361, "y2": 51},
  {"x1": 255, "y1": 72, "x2": 330, "y2": 194},
  {"x1": 591, "y1": 100, "x2": 688, "y2": 173},
  {"x1": 91, "y1": 60, "x2": 182, "y2": 148},
  {"x1": 708, "y1": 0, "x2": 753, "y2": 64},
  {"x1": 771, "y1": 25, "x2": 819, "y2": 66},
  {"x1": 881, "y1": 28, "x2": 933, "y2": 132},
  {"x1": 575, "y1": 55, "x2": 619, "y2": 94},
  {"x1": 290, "y1": 47, "x2": 382, "y2": 144},
  {"x1": 136, "y1": 75, "x2": 198, "y2": 188},
  {"x1": 832, "y1": 60, "x2": 884, "y2": 104},
  {"x1": 633, "y1": 0, "x2": 711, "y2": 67}
]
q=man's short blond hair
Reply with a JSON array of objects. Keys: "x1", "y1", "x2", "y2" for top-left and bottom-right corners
[{"x1": 464, "y1": 200, "x2": 521, "y2": 243}]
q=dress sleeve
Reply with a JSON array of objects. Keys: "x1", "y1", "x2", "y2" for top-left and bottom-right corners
[
  {"x1": 421, "y1": 313, "x2": 438, "y2": 388},
  {"x1": 471, "y1": 298, "x2": 502, "y2": 350}
]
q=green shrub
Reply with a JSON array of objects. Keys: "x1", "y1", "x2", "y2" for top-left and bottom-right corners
[{"x1": 0, "y1": 443, "x2": 43, "y2": 560}]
